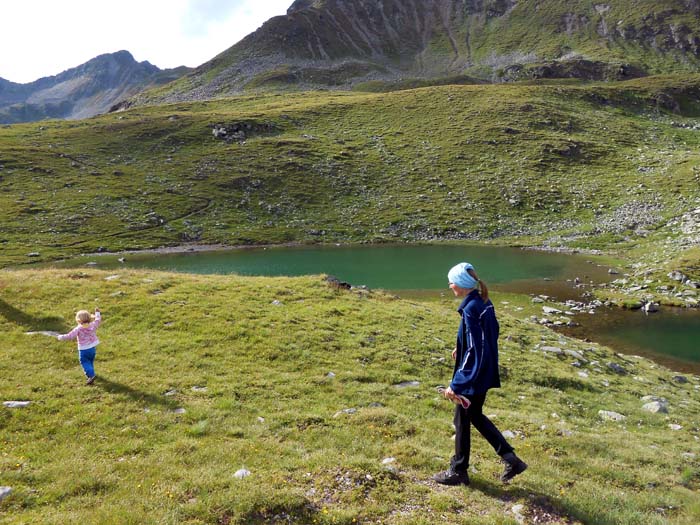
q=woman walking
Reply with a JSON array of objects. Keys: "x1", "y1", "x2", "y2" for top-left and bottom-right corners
[{"x1": 433, "y1": 262, "x2": 527, "y2": 486}]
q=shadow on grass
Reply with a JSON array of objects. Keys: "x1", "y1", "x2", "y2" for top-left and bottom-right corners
[
  {"x1": 96, "y1": 376, "x2": 178, "y2": 409},
  {"x1": 470, "y1": 477, "x2": 618, "y2": 525},
  {"x1": 0, "y1": 298, "x2": 68, "y2": 332}
]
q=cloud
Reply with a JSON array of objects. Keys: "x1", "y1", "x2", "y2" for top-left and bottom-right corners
[
  {"x1": 182, "y1": 0, "x2": 292, "y2": 38},
  {"x1": 0, "y1": 0, "x2": 291, "y2": 83},
  {"x1": 183, "y1": 0, "x2": 244, "y2": 36}
]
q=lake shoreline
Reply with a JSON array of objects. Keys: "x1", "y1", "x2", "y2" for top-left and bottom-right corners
[{"x1": 75, "y1": 239, "x2": 609, "y2": 259}]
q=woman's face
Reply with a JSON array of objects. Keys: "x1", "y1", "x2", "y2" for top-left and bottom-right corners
[{"x1": 449, "y1": 283, "x2": 469, "y2": 297}]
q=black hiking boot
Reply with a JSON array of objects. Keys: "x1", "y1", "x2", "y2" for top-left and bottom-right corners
[
  {"x1": 501, "y1": 452, "x2": 527, "y2": 483},
  {"x1": 433, "y1": 469, "x2": 469, "y2": 486}
]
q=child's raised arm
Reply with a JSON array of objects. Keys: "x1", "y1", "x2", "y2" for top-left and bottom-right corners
[{"x1": 92, "y1": 308, "x2": 102, "y2": 329}]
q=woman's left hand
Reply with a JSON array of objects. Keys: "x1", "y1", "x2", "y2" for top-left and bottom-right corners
[{"x1": 443, "y1": 386, "x2": 456, "y2": 400}]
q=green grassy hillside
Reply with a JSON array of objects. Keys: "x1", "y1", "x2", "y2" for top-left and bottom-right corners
[
  {"x1": 1, "y1": 269, "x2": 698, "y2": 524},
  {"x1": 2, "y1": 76, "x2": 700, "y2": 291}
]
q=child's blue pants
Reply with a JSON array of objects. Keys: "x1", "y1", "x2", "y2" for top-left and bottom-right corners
[{"x1": 79, "y1": 347, "x2": 96, "y2": 378}]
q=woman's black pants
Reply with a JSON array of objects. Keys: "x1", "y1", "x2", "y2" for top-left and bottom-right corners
[{"x1": 450, "y1": 392, "x2": 514, "y2": 472}]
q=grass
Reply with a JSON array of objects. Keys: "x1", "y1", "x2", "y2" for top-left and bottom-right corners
[
  {"x1": 2, "y1": 76, "x2": 700, "y2": 281},
  {"x1": 0, "y1": 268, "x2": 699, "y2": 524}
]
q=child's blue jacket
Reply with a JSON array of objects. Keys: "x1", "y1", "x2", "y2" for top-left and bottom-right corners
[{"x1": 450, "y1": 290, "x2": 501, "y2": 396}]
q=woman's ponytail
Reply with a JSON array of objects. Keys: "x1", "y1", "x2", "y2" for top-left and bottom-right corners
[{"x1": 467, "y1": 268, "x2": 489, "y2": 302}]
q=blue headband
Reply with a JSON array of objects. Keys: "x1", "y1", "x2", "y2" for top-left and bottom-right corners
[{"x1": 448, "y1": 262, "x2": 479, "y2": 289}]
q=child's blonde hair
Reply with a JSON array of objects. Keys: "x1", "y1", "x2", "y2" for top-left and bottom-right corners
[{"x1": 75, "y1": 310, "x2": 94, "y2": 325}]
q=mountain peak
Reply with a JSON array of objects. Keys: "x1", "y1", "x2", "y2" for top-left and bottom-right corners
[
  {"x1": 0, "y1": 51, "x2": 189, "y2": 123},
  {"x1": 133, "y1": 0, "x2": 700, "y2": 105}
]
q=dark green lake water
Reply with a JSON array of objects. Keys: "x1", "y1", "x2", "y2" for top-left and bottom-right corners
[
  {"x1": 559, "y1": 307, "x2": 700, "y2": 373},
  {"x1": 57, "y1": 243, "x2": 700, "y2": 372},
  {"x1": 68, "y1": 244, "x2": 611, "y2": 291}
]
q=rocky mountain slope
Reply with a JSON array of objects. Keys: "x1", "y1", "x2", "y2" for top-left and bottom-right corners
[
  {"x1": 130, "y1": 0, "x2": 700, "y2": 105},
  {"x1": 0, "y1": 51, "x2": 189, "y2": 124}
]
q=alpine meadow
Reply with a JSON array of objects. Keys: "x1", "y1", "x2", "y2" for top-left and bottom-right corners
[{"x1": 2, "y1": 1, "x2": 700, "y2": 524}]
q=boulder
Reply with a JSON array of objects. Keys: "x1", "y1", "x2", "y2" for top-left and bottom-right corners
[
  {"x1": 668, "y1": 270, "x2": 687, "y2": 281},
  {"x1": 643, "y1": 302, "x2": 659, "y2": 313},
  {"x1": 642, "y1": 401, "x2": 668, "y2": 414}
]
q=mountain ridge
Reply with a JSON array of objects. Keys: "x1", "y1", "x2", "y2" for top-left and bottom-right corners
[
  {"x1": 127, "y1": 0, "x2": 700, "y2": 106},
  {"x1": 0, "y1": 51, "x2": 190, "y2": 123}
]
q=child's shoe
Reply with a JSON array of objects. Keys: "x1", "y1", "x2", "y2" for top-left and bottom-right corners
[{"x1": 86, "y1": 376, "x2": 96, "y2": 385}]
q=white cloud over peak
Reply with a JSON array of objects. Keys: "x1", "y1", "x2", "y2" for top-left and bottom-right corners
[{"x1": 0, "y1": 0, "x2": 291, "y2": 83}]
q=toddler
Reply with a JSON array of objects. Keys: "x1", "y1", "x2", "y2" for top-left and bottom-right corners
[{"x1": 57, "y1": 308, "x2": 101, "y2": 384}]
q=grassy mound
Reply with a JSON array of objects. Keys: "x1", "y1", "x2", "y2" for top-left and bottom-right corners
[{"x1": 1, "y1": 269, "x2": 698, "y2": 523}]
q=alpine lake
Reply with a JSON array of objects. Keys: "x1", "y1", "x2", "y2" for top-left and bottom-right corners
[{"x1": 51, "y1": 243, "x2": 700, "y2": 374}]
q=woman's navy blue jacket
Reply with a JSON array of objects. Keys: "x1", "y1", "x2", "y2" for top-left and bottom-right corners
[{"x1": 450, "y1": 290, "x2": 501, "y2": 396}]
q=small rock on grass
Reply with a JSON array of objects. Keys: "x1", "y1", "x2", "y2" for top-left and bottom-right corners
[
  {"x1": 234, "y1": 468, "x2": 251, "y2": 479},
  {"x1": 394, "y1": 380, "x2": 419, "y2": 388},
  {"x1": 511, "y1": 504, "x2": 526, "y2": 525},
  {"x1": 333, "y1": 408, "x2": 357, "y2": 418},
  {"x1": 607, "y1": 362, "x2": 627, "y2": 374},
  {"x1": 0, "y1": 487, "x2": 12, "y2": 502},
  {"x1": 599, "y1": 410, "x2": 626, "y2": 421},
  {"x1": 3, "y1": 401, "x2": 30, "y2": 408},
  {"x1": 541, "y1": 346, "x2": 563, "y2": 355}
]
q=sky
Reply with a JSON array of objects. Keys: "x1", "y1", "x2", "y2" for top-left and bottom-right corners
[{"x1": 0, "y1": 0, "x2": 293, "y2": 84}]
